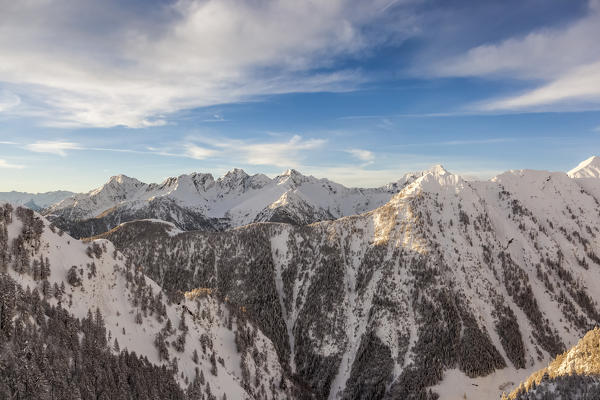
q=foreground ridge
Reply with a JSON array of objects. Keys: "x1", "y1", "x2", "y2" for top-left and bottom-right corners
[{"x1": 505, "y1": 327, "x2": 600, "y2": 399}]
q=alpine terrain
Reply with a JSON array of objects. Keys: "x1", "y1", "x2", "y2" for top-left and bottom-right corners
[
  {"x1": 2, "y1": 156, "x2": 600, "y2": 399},
  {"x1": 88, "y1": 156, "x2": 600, "y2": 399}
]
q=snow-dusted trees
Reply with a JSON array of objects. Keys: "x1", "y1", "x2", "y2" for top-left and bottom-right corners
[
  {"x1": 67, "y1": 266, "x2": 82, "y2": 287},
  {"x1": 0, "y1": 273, "x2": 185, "y2": 400}
]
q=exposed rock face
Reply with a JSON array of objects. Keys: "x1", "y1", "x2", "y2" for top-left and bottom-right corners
[{"x1": 96, "y1": 165, "x2": 600, "y2": 399}]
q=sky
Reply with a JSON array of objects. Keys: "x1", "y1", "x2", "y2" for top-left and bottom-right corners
[{"x1": 1, "y1": 0, "x2": 600, "y2": 192}]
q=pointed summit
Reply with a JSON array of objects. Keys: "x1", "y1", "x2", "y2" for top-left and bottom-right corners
[
  {"x1": 276, "y1": 168, "x2": 308, "y2": 186},
  {"x1": 217, "y1": 168, "x2": 251, "y2": 192},
  {"x1": 106, "y1": 174, "x2": 143, "y2": 186},
  {"x1": 426, "y1": 164, "x2": 449, "y2": 175},
  {"x1": 568, "y1": 156, "x2": 600, "y2": 178},
  {"x1": 281, "y1": 168, "x2": 300, "y2": 176},
  {"x1": 220, "y1": 168, "x2": 249, "y2": 181}
]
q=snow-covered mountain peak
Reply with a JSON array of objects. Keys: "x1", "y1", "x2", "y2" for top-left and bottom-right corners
[
  {"x1": 281, "y1": 168, "x2": 301, "y2": 177},
  {"x1": 275, "y1": 168, "x2": 311, "y2": 186},
  {"x1": 215, "y1": 168, "x2": 274, "y2": 195},
  {"x1": 107, "y1": 174, "x2": 143, "y2": 186},
  {"x1": 92, "y1": 174, "x2": 144, "y2": 196},
  {"x1": 174, "y1": 172, "x2": 215, "y2": 190},
  {"x1": 220, "y1": 167, "x2": 249, "y2": 181},
  {"x1": 400, "y1": 163, "x2": 465, "y2": 196},
  {"x1": 568, "y1": 155, "x2": 600, "y2": 178},
  {"x1": 427, "y1": 164, "x2": 449, "y2": 175},
  {"x1": 217, "y1": 168, "x2": 251, "y2": 190}
]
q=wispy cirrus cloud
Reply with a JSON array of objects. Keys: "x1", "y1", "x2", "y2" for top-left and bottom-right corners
[
  {"x1": 429, "y1": 0, "x2": 600, "y2": 112},
  {"x1": 346, "y1": 148, "x2": 375, "y2": 165},
  {"x1": 185, "y1": 134, "x2": 326, "y2": 167},
  {"x1": 185, "y1": 145, "x2": 219, "y2": 160},
  {"x1": 25, "y1": 141, "x2": 82, "y2": 156},
  {"x1": 0, "y1": 0, "x2": 419, "y2": 128},
  {"x1": 17, "y1": 134, "x2": 326, "y2": 169},
  {"x1": 478, "y1": 61, "x2": 600, "y2": 112}
]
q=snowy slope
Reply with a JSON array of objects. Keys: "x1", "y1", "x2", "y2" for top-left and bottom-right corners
[
  {"x1": 0, "y1": 190, "x2": 75, "y2": 210},
  {"x1": 568, "y1": 155, "x2": 600, "y2": 178},
  {"x1": 99, "y1": 157, "x2": 600, "y2": 399},
  {"x1": 43, "y1": 168, "x2": 428, "y2": 238},
  {"x1": 0, "y1": 205, "x2": 295, "y2": 399}
]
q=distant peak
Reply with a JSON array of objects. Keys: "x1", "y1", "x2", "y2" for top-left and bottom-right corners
[
  {"x1": 276, "y1": 168, "x2": 309, "y2": 186},
  {"x1": 578, "y1": 155, "x2": 600, "y2": 168},
  {"x1": 107, "y1": 174, "x2": 141, "y2": 185},
  {"x1": 568, "y1": 155, "x2": 600, "y2": 178},
  {"x1": 281, "y1": 168, "x2": 302, "y2": 177},
  {"x1": 217, "y1": 168, "x2": 250, "y2": 191},
  {"x1": 223, "y1": 168, "x2": 248, "y2": 178},
  {"x1": 426, "y1": 164, "x2": 449, "y2": 175}
]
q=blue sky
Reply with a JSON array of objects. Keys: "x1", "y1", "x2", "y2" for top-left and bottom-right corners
[{"x1": 1, "y1": 0, "x2": 600, "y2": 192}]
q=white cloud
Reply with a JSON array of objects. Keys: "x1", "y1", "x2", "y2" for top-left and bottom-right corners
[
  {"x1": 185, "y1": 144, "x2": 219, "y2": 160},
  {"x1": 480, "y1": 61, "x2": 600, "y2": 111},
  {"x1": 431, "y1": 1, "x2": 600, "y2": 80},
  {"x1": 0, "y1": 159, "x2": 24, "y2": 169},
  {"x1": 186, "y1": 134, "x2": 326, "y2": 167},
  {"x1": 0, "y1": 0, "x2": 418, "y2": 128},
  {"x1": 17, "y1": 134, "x2": 324, "y2": 166},
  {"x1": 429, "y1": 1, "x2": 600, "y2": 112},
  {"x1": 346, "y1": 148, "x2": 375, "y2": 162},
  {"x1": 25, "y1": 141, "x2": 82, "y2": 156},
  {"x1": 241, "y1": 135, "x2": 326, "y2": 167}
]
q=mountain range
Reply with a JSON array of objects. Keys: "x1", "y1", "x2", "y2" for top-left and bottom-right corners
[
  {"x1": 2, "y1": 155, "x2": 600, "y2": 399},
  {"x1": 42, "y1": 167, "x2": 433, "y2": 238},
  {"x1": 0, "y1": 190, "x2": 75, "y2": 211}
]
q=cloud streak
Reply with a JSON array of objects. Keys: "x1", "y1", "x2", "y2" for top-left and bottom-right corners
[
  {"x1": 25, "y1": 141, "x2": 82, "y2": 156},
  {"x1": 17, "y1": 134, "x2": 326, "y2": 169},
  {"x1": 185, "y1": 134, "x2": 326, "y2": 167},
  {"x1": 429, "y1": 0, "x2": 600, "y2": 112},
  {"x1": 0, "y1": 0, "x2": 418, "y2": 128},
  {"x1": 346, "y1": 148, "x2": 375, "y2": 166}
]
